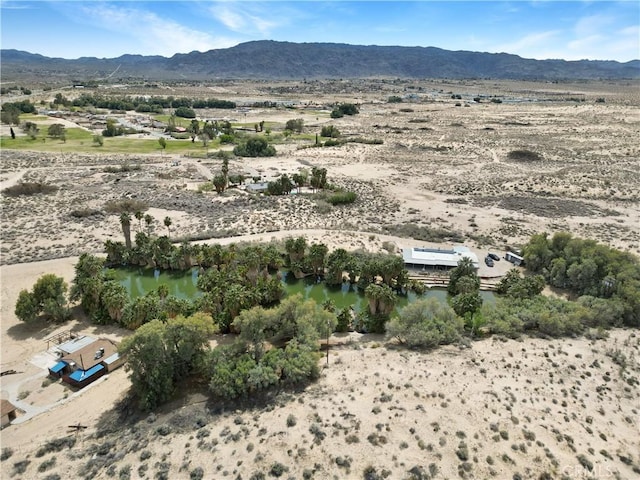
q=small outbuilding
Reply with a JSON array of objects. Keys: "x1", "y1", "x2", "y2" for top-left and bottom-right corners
[
  {"x1": 49, "y1": 336, "x2": 122, "y2": 388},
  {"x1": 403, "y1": 246, "x2": 479, "y2": 271},
  {"x1": 1, "y1": 400, "x2": 17, "y2": 428}
]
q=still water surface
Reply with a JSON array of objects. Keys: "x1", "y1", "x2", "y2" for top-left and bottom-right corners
[{"x1": 112, "y1": 267, "x2": 495, "y2": 312}]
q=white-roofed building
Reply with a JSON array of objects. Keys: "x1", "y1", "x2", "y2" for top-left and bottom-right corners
[{"x1": 402, "y1": 246, "x2": 479, "y2": 270}]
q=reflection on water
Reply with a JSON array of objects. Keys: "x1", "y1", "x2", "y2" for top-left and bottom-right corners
[{"x1": 113, "y1": 267, "x2": 495, "y2": 312}]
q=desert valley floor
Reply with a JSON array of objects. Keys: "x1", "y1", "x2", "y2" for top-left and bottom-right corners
[{"x1": 1, "y1": 78, "x2": 639, "y2": 479}]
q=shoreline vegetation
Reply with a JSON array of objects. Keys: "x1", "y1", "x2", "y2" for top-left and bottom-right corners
[{"x1": 14, "y1": 231, "x2": 640, "y2": 408}]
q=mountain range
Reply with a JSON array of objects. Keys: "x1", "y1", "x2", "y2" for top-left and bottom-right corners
[{"x1": 2, "y1": 41, "x2": 639, "y2": 82}]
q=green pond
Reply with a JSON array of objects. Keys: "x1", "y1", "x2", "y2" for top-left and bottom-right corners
[{"x1": 112, "y1": 267, "x2": 495, "y2": 312}]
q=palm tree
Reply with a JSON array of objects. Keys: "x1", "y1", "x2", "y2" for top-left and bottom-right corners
[
  {"x1": 100, "y1": 281, "x2": 128, "y2": 324},
  {"x1": 364, "y1": 283, "x2": 397, "y2": 316},
  {"x1": 242, "y1": 247, "x2": 262, "y2": 286},
  {"x1": 222, "y1": 158, "x2": 229, "y2": 187},
  {"x1": 223, "y1": 284, "x2": 254, "y2": 322},
  {"x1": 144, "y1": 214, "x2": 154, "y2": 235},
  {"x1": 285, "y1": 236, "x2": 307, "y2": 264},
  {"x1": 448, "y1": 257, "x2": 478, "y2": 295},
  {"x1": 308, "y1": 243, "x2": 328, "y2": 276},
  {"x1": 104, "y1": 239, "x2": 126, "y2": 265},
  {"x1": 163, "y1": 216, "x2": 172, "y2": 238},
  {"x1": 134, "y1": 211, "x2": 144, "y2": 232},
  {"x1": 120, "y1": 212, "x2": 132, "y2": 250}
]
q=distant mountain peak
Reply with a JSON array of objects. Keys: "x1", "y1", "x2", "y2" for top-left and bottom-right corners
[{"x1": 2, "y1": 41, "x2": 638, "y2": 82}]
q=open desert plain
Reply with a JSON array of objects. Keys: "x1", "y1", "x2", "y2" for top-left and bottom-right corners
[{"x1": 1, "y1": 78, "x2": 640, "y2": 480}]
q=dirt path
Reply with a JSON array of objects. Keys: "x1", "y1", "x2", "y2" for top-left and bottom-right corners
[{"x1": 0, "y1": 169, "x2": 27, "y2": 189}]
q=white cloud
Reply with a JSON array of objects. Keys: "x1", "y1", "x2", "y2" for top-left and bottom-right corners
[
  {"x1": 494, "y1": 30, "x2": 561, "y2": 57},
  {"x1": 75, "y1": 3, "x2": 238, "y2": 56},
  {"x1": 574, "y1": 14, "x2": 614, "y2": 37},
  {"x1": 0, "y1": 0, "x2": 32, "y2": 9},
  {"x1": 565, "y1": 14, "x2": 640, "y2": 60},
  {"x1": 568, "y1": 34, "x2": 604, "y2": 52},
  {"x1": 214, "y1": 6, "x2": 247, "y2": 32},
  {"x1": 207, "y1": 1, "x2": 303, "y2": 37}
]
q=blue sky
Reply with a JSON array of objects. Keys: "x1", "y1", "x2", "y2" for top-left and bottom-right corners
[{"x1": 1, "y1": 1, "x2": 638, "y2": 61}]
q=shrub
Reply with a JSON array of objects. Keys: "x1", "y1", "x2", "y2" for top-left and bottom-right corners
[
  {"x1": 327, "y1": 191, "x2": 357, "y2": 205},
  {"x1": 70, "y1": 208, "x2": 103, "y2": 218},
  {"x1": 3, "y1": 182, "x2": 58, "y2": 197},
  {"x1": 104, "y1": 198, "x2": 148, "y2": 214},
  {"x1": 507, "y1": 149, "x2": 541, "y2": 162},
  {"x1": 190, "y1": 467, "x2": 205, "y2": 480},
  {"x1": 175, "y1": 106, "x2": 196, "y2": 118},
  {"x1": 13, "y1": 460, "x2": 31, "y2": 475},
  {"x1": 233, "y1": 137, "x2": 276, "y2": 157},
  {"x1": 387, "y1": 298, "x2": 463, "y2": 349},
  {"x1": 37, "y1": 457, "x2": 56, "y2": 472},
  {"x1": 286, "y1": 414, "x2": 297, "y2": 427},
  {"x1": 330, "y1": 103, "x2": 359, "y2": 118},
  {"x1": 320, "y1": 125, "x2": 340, "y2": 138},
  {"x1": 1, "y1": 447, "x2": 13, "y2": 461},
  {"x1": 323, "y1": 138, "x2": 342, "y2": 147},
  {"x1": 285, "y1": 118, "x2": 304, "y2": 133},
  {"x1": 269, "y1": 462, "x2": 287, "y2": 477}
]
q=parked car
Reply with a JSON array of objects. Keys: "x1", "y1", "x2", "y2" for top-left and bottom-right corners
[
  {"x1": 488, "y1": 252, "x2": 500, "y2": 261},
  {"x1": 485, "y1": 256, "x2": 494, "y2": 267}
]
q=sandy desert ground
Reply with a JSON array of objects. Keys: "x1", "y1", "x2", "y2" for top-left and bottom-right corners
[{"x1": 1, "y1": 79, "x2": 639, "y2": 479}]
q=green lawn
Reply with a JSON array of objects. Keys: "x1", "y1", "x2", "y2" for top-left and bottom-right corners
[
  {"x1": 0, "y1": 125, "x2": 218, "y2": 155},
  {"x1": 1, "y1": 116, "x2": 316, "y2": 155},
  {"x1": 153, "y1": 114, "x2": 197, "y2": 129}
]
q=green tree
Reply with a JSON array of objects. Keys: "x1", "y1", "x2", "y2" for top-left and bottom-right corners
[
  {"x1": 15, "y1": 290, "x2": 39, "y2": 323},
  {"x1": 158, "y1": 137, "x2": 167, "y2": 152},
  {"x1": 523, "y1": 233, "x2": 553, "y2": 273},
  {"x1": 120, "y1": 294, "x2": 162, "y2": 329},
  {"x1": 292, "y1": 173, "x2": 305, "y2": 193},
  {"x1": 47, "y1": 123, "x2": 66, "y2": 139},
  {"x1": 1, "y1": 104, "x2": 21, "y2": 125},
  {"x1": 102, "y1": 119, "x2": 124, "y2": 137},
  {"x1": 15, "y1": 274, "x2": 69, "y2": 323},
  {"x1": 144, "y1": 214, "x2": 154, "y2": 234},
  {"x1": 310, "y1": 167, "x2": 327, "y2": 191},
  {"x1": 163, "y1": 216, "x2": 172, "y2": 238},
  {"x1": 308, "y1": 243, "x2": 328, "y2": 276},
  {"x1": 23, "y1": 121, "x2": 39, "y2": 139},
  {"x1": 285, "y1": 118, "x2": 304, "y2": 133},
  {"x1": 233, "y1": 137, "x2": 276, "y2": 157},
  {"x1": 451, "y1": 291, "x2": 483, "y2": 333},
  {"x1": 174, "y1": 106, "x2": 196, "y2": 118},
  {"x1": 100, "y1": 281, "x2": 128, "y2": 324},
  {"x1": 119, "y1": 320, "x2": 174, "y2": 410},
  {"x1": 320, "y1": 125, "x2": 340, "y2": 138},
  {"x1": 364, "y1": 283, "x2": 396, "y2": 317},
  {"x1": 134, "y1": 211, "x2": 144, "y2": 232},
  {"x1": 188, "y1": 119, "x2": 200, "y2": 142},
  {"x1": 70, "y1": 254, "x2": 106, "y2": 319},
  {"x1": 387, "y1": 298, "x2": 463, "y2": 349},
  {"x1": 212, "y1": 174, "x2": 227, "y2": 194},
  {"x1": 93, "y1": 134, "x2": 104, "y2": 147},
  {"x1": 447, "y1": 257, "x2": 478, "y2": 295},
  {"x1": 325, "y1": 248, "x2": 351, "y2": 286}
]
